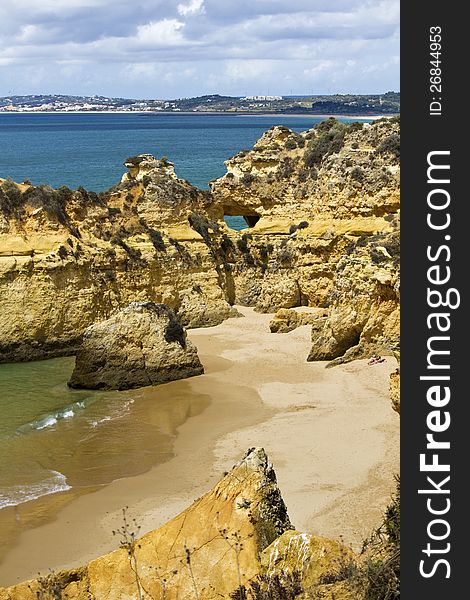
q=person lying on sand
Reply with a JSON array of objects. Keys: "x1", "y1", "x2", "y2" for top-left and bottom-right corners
[{"x1": 368, "y1": 355, "x2": 386, "y2": 365}]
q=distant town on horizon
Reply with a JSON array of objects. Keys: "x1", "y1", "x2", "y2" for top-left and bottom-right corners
[{"x1": 0, "y1": 92, "x2": 400, "y2": 115}]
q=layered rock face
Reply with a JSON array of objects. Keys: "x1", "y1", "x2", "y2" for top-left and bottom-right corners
[
  {"x1": 0, "y1": 449, "x2": 360, "y2": 600},
  {"x1": 306, "y1": 229, "x2": 400, "y2": 364},
  {"x1": 210, "y1": 119, "x2": 399, "y2": 224},
  {"x1": 68, "y1": 302, "x2": 203, "y2": 390},
  {"x1": 0, "y1": 160, "x2": 235, "y2": 363},
  {"x1": 0, "y1": 117, "x2": 399, "y2": 364},
  {"x1": 210, "y1": 118, "x2": 400, "y2": 363},
  {"x1": 269, "y1": 307, "x2": 326, "y2": 333}
]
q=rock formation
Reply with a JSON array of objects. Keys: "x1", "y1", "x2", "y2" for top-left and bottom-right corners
[
  {"x1": 306, "y1": 229, "x2": 400, "y2": 364},
  {"x1": 210, "y1": 119, "x2": 399, "y2": 225},
  {"x1": 210, "y1": 118, "x2": 400, "y2": 363},
  {"x1": 0, "y1": 117, "x2": 399, "y2": 367},
  {"x1": 390, "y1": 347, "x2": 400, "y2": 414},
  {"x1": 0, "y1": 162, "x2": 235, "y2": 362},
  {"x1": 68, "y1": 302, "x2": 203, "y2": 390},
  {"x1": 390, "y1": 368, "x2": 400, "y2": 414},
  {"x1": 0, "y1": 448, "x2": 364, "y2": 600},
  {"x1": 269, "y1": 307, "x2": 327, "y2": 333}
]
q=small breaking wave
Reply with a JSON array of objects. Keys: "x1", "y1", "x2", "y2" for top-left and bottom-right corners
[
  {"x1": 89, "y1": 398, "x2": 135, "y2": 428},
  {"x1": 16, "y1": 400, "x2": 89, "y2": 434},
  {"x1": 0, "y1": 470, "x2": 71, "y2": 510},
  {"x1": 90, "y1": 415, "x2": 112, "y2": 428}
]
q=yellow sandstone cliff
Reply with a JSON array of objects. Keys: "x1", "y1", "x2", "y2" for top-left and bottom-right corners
[
  {"x1": 0, "y1": 117, "x2": 399, "y2": 366},
  {"x1": 210, "y1": 117, "x2": 400, "y2": 364},
  {"x1": 0, "y1": 159, "x2": 236, "y2": 362},
  {"x1": 0, "y1": 449, "x2": 364, "y2": 600}
]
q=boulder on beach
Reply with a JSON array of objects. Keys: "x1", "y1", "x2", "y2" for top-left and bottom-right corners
[
  {"x1": 68, "y1": 302, "x2": 204, "y2": 390},
  {"x1": 269, "y1": 307, "x2": 327, "y2": 334}
]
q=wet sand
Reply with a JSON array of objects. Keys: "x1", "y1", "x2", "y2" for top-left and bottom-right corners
[{"x1": 0, "y1": 307, "x2": 399, "y2": 586}]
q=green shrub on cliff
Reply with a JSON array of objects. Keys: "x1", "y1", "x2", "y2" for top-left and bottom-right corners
[
  {"x1": 188, "y1": 212, "x2": 220, "y2": 245},
  {"x1": 303, "y1": 119, "x2": 367, "y2": 169},
  {"x1": 22, "y1": 184, "x2": 73, "y2": 227},
  {"x1": 277, "y1": 157, "x2": 296, "y2": 180},
  {"x1": 350, "y1": 166, "x2": 365, "y2": 182},
  {"x1": 304, "y1": 120, "x2": 348, "y2": 168},
  {"x1": 237, "y1": 238, "x2": 249, "y2": 253},
  {"x1": 383, "y1": 478, "x2": 400, "y2": 548},
  {"x1": 361, "y1": 477, "x2": 400, "y2": 600},
  {"x1": 312, "y1": 479, "x2": 400, "y2": 599},
  {"x1": 284, "y1": 138, "x2": 298, "y2": 150},
  {"x1": 375, "y1": 134, "x2": 400, "y2": 162},
  {"x1": 241, "y1": 173, "x2": 257, "y2": 187},
  {"x1": 231, "y1": 571, "x2": 303, "y2": 599},
  {"x1": 382, "y1": 232, "x2": 400, "y2": 261},
  {"x1": 0, "y1": 178, "x2": 23, "y2": 214}
]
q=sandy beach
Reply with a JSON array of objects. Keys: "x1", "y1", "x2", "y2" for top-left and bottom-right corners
[{"x1": 0, "y1": 307, "x2": 399, "y2": 587}]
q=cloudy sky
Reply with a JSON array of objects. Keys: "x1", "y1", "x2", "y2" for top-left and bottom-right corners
[{"x1": 0, "y1": 0, "x2": 399, "y2": 99}]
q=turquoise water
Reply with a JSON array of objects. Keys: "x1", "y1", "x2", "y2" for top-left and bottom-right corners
[
  {"x1": 0, "y1": 112, "x2": 327, "y2": 191},
  {"x1": 0, "y1": 112, "x2": 372, "y2": 510},
  {"x1": 0, "y1": 358, "x2": 210, "y2": 510}
]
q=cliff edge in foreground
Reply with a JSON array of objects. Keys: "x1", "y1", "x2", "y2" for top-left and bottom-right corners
[{"x1": 0, "y1": 448, "x2": 400, "y2": 600}]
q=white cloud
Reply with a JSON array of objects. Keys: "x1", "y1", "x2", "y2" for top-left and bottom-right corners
[
  {"x1": 224, "y1": 59, "x2": 277, "y2": 81},
  {"x1": 135, "y1": 19, "x2": 186, "y2": 47},
  {"x1": 16, "y1": 25, "x2": 40, "y2": 43},
  {"x1": 2, "y1": 0, "x2": 106, "y2": 11},
  {"x1": 177, "y1": 0, "x2": 205, "y2": 17},
  {"x1": 122, "y1": 62, "x2": 162, "y2": 80},
  {"x1": 0, "y1": 0, "x2": 399, "y2": 97},
  {"x1": 303, "y1": 60, "x2": 337, "y2": 79},
  {"x1": 15, "y1": 24, "x2": 61, "y2": 45},
  {"x1": 361, "y1": 55, "x2": 399, "y2": 74}
]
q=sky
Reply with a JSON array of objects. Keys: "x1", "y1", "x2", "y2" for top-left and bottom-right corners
[{"x1": 0, "y1": 0, "x2": 399, "y2": 99}]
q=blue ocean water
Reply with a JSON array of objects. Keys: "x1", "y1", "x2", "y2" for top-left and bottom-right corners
[{"x1": 0, "y1": 112, "x2": 364, "y2": 191}]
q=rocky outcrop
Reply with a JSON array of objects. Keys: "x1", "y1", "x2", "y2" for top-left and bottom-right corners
[
  {"x1": 389, "y1": 347, "x2": 400, "y2": 416},
  {"x1": 68, "y1": 302, "x2": 203, "y2": 390},
  {"x1": 390, "y1": 368, "x2": 400, "y2": 414},
  {"x1": 0, "y1": 448, "x2": 399, "y2": 599},
  {"x1": 306, "y1": 229, "x2": 400, "y2": 364},
  {"x1": 210, "y1": 119, "x2": 399, "y2": 224},
  {"x1": 269, "y1": 307, "x2": 327, "y2": 333},
  {"x1": 0, "y1": 449, "x2": 287, "y2": 598},
  {"x1": 260, "y1": 530, "x2": 357, "y2": 596},
  {"x1": 0, "y1": 448, "x2": 366, "y2": 600},
  {"x1": 0, "y1": 166, "x2": 235, "y2": 362},
  {"x1": 210, "y1": 118, "x2": 400, "y2": 363},
  {"x1": 120, "y1": 154, "x2": 215, "y2": 229}
]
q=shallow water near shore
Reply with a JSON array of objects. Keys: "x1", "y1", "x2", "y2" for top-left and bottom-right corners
[{"x1": 0, "y1": 357, "x2": 212, "y2": 512}]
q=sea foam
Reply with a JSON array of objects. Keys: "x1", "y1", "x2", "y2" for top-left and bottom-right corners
[
  {"x1": 0, "y1": 470, "x2": 71, "y2": 510},
  {"x1": 17, "y1": 399, "x2": 91, "y2": 434}
]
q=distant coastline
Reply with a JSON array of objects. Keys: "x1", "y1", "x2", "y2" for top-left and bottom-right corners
[
  {"x1": 0, "y1": 92, "x2": 400, "y2": 117},
  {"x1": 0, "y1": 110, "x2": 397, "y2": 119}
]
